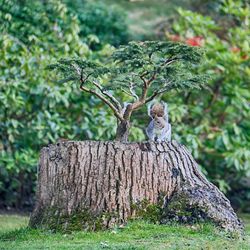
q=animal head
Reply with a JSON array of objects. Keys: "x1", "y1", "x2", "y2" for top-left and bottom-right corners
[
  {"x1": 154, "y1": 116, "x2": 166, "y2": 129},
  {"x1": 150, "y1": 102, "x2": 168, "y2": 118}
]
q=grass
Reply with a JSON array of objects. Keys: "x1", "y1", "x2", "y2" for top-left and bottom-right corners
[
  {"x1": 99, "y1": 0, "x2": 190, "y2": 40},
  {"x1": 0, "y1": 214, "x2": 29, "y2": 234},
  {"x1": 0, "y1": 214, "x2": 250, "y2": 249}
]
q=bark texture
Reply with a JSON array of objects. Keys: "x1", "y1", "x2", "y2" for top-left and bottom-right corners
[
  {"x1": 30, "y1": 140, "x2": 243, "y2": 233},
  {"x1": 115, "y1": 120, "x2": 130, "y2": 142}
]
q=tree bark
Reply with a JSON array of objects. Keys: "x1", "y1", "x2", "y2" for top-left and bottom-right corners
[
  {"x1": 115, "y1": 120, "x2": 130, "y2": 142},
  {"x1": 30, "y1": 140, "x2": 243, "y2": 233}
]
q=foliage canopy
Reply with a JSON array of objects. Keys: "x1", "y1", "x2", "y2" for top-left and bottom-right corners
[{"x1": 49, "y1": 41, "x2": 207, "y2": 141}]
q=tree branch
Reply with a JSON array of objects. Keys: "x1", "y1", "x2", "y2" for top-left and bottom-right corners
[
  {"x1": 145, "y1": 91, "x2": 159, "y2": 104},
  {"x1": 145, "y1": 81, "x2": 174, "y2": 103},
  {"x1": 136, "y1": 57, "x2": 178, "y2": 108},
  {"x1": 136, "y1": 56, "x2": 178, "y2": 106},
  {"x1": 77, "y1": 56, "x2": 178, "y2": 122},
  {"x1": 139, "y1": 71, "x2": 157, "y2": 102},
  {"x1": 140, "y1": 71, "x2": 149, "y2": 87},
  {"x1": 79, "y1": 85, "x2": 124, "y2": 121},
  {"x1": 92, "y1": 81, "x2": 122, "y2": 111},
  {"x1": 129, "y1": 82, "x2": 139, "y2": 100},
  {"x1": 162, "y1": 57, "x2": 179, "y2": 67},
  {"x1": 79, "y1": 73, "x2": 123, "y2": 121},
  {"x1": 121, "y1": 87, "x2": 138, "y2": 100}
]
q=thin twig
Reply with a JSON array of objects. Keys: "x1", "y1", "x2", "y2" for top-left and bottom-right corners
[
  {"x1": 79, "y1": 84, "x2": 123, "y2": 121},
  {"x1": 145, "y1": 81, "x2": 174, "y2": 103},
  {"x1": 129, "y1": 82, "x2": 139, "y2": 100},
  {"x1": 92, "y1": 81, "x2": 122, "y2": 111},
  {"x1": 79, "y1": 71, "x2": 123, "y2": 120}
]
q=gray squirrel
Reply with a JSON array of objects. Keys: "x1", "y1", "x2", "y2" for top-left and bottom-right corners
[{"x1": 146, "y1": 102, "x2": 171, "y2": 142}]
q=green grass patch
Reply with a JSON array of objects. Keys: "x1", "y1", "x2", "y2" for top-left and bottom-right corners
[
  {"x1": 98, "y1": 0, "x2": 189, "y2": 40},
  {"x1": 0, "y1": 214, "x2": 249, "y2": 249},
  {"x1": 0, "y1": 214, "x2": 29, "y2": 233}
]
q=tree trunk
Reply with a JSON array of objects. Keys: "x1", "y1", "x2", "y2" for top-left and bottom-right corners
[
  {"x1": 115, "y1": 120, "x2": 130, "y2": 142},
  {"x1": 30, "y1": 140, "x2": 243, "y2": 233}
]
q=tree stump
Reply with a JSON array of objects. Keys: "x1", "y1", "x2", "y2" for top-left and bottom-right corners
[{"x1": 30, "y1": 141, "x2": 243, "y2": 233}]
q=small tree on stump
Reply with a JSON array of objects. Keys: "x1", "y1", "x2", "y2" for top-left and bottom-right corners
[
  {"x1": 30, "y1": 41, "x2": 243, "y2": 234},
  {"x1": 47, "y1": 41, "x2": 207, "y2": 142}
]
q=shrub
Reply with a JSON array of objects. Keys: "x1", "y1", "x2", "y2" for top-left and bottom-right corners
[
  {"x1": 0, "y1": 0, "x2": 116, "y2": 209},
  {"x1": 64, "y1": 0, "x2": 129, "y2": 47},
  {"x1": 163, "y1": 0, "x2": 250, "y2": 210}
]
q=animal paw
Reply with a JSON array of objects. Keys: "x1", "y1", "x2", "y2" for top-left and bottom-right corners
[{"x1": 156, "y1": 138, "x2": 163, "y2": 143}]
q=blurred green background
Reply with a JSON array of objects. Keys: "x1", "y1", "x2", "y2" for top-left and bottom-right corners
[{"x1": 0, "y1": 0, "x2": 249, "y2": 214}]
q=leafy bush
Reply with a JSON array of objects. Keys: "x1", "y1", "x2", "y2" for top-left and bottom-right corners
[
  {"x1": 64, "y1": 0, "x2": 129, "y2": 47},
  {"x1": 163, "y1": 0, "x2": 250, "y2": 210},
  {"x1": 0, "y1": 0, "x2": 116, "y2": 209}
]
